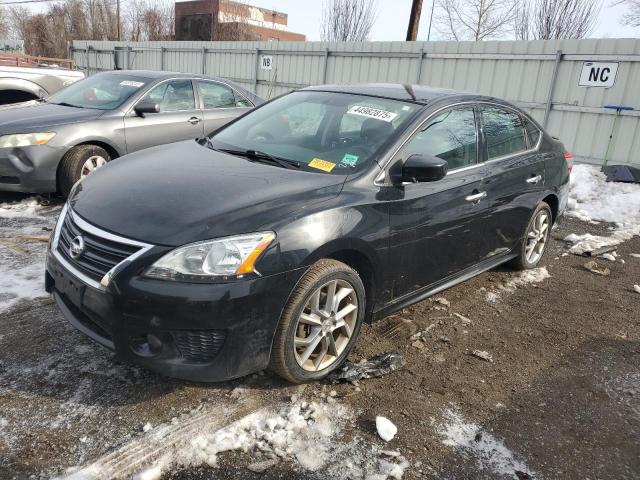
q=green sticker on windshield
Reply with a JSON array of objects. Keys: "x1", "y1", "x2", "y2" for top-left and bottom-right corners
[{"x1": 341, "y1": 153, "x2": 359, "y2": 168}]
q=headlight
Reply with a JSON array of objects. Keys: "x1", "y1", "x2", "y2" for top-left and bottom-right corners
[
  {"x1": 0, "y1": 132, "x2": 56, "y2": 148},
  {"x1": 144, "y1": 232, "x2": 276, "y2": 281}
]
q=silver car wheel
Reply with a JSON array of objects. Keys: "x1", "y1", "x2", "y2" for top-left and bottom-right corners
[
  {"x1": 525, "y1": 210, "x2": 550, "y2": 264},
  {"x1": 294, "y1": 279, "x2": 358, "y2": 372},
  {"x1": 80, "y1": 155, "x2": 107, "y2": 179}
]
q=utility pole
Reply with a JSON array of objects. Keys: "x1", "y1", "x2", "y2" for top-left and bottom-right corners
[
  {"x1": 427, "y1": 0, "x2": 436, "y2": 41},
  {"x1": 116, "y1": 0, "x2": 121, "y2": 41},
  {"x1": 406, "y1": 0, "x2": 424, "y2": 41}
]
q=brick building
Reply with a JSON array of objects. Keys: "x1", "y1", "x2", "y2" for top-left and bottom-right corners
[{"x1": 175, "y1": 0, "x2": 306, "y2": 41}]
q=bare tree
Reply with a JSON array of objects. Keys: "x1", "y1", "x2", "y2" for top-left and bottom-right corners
[
  {"x1": 434, "y1": 0, "x2": 517, "y2": 41},
  {"x1": 612, "y1": 0, "x2": 640, "y2": 27},
  {"x1": 320, "y1": 0, "x2": 378, "y2": 42},
  {"x1": 516, "y1": 0, "x2": 600, "y2": 39},
  {"x1": 513, "y1": 0, "x2": 532, "y2": 40},
  {"x1": 125, "y1": 0, "x2": 175, "y2": 41},
  {"x1": 0, "y1": 8, "x2": 9, "y2": 39}
]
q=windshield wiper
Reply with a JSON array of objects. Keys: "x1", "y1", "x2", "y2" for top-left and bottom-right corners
[
  {"x1": 215, "y1": 147, "x2": 301, "y2": 170},
  {"x1": 53, "y1": 102, "x2": 82, "y2": 108}
]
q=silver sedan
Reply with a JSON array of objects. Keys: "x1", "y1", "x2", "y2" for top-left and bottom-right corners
[{"x1": 0, "y1": 70, "x2": 263, "y2": 196}]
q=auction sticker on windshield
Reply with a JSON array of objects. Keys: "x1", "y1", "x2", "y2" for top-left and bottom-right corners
[
  {"x1": 309, "y1": 158, "x2": 336, "y2": 172},
  {"x1": 347, "y1": 105, "x2": 398, "y2": 122},
  {"x1": 120, "y1": 81, "x2": 145, "y2": 88}
]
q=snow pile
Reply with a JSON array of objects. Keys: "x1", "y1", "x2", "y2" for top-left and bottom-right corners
[
  {"x1": 565, "y1": 165, "x2": 640, "y2": 254},
  {"x1": 484, "y1": 267, "x2": 550, "y2": 303},
  {"x1": 134, "y1": 400, "x2": 410, "y2": 480},
  {"x1": 437, "y1": 407, "x2": 536, "y2": 479},
  {"x1": 0, "y1": 197, "x2": 46, "y2": 219},
  {"x1": 567, "y1": 165, "x2": 640, "y2": 225}
]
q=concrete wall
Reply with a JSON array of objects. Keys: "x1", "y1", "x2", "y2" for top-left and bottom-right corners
[{"x1": 71, "y1": 38, "x2": 640, "y2": 166}]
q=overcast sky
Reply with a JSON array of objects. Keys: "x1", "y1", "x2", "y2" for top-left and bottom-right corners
[{"x1": 233, "y1": 0, "x2": 639, "y2": 41}]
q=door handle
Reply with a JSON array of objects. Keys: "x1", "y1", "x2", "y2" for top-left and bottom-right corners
[
  {"x1": 465, "y1": 191, "x2": 487, "y2": 203},
  {"x1": 188, "y1": 117, "x2": 202, "y2": 125},
  {"x1": 526, "y1": 174, "x2": 542, "y2": 184}
]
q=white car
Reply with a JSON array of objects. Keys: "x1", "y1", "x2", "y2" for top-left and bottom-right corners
[{"x1": 0, "y1": 66, "x2": 85, "y2": 108}]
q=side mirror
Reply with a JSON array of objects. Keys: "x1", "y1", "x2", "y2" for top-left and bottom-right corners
[
  {"x1": 134, "y1": 102, "x2": 160, "y2": 117},
  {"x1": 402, "y1": 154, "x2": 448, "y2": 183}
]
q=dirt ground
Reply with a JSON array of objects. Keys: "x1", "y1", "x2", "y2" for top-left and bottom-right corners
[{"x1": 0, "y1": 193, "x2": 638, "y2": 480}]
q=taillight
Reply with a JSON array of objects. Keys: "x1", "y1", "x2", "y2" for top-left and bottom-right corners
[{"x1": 564, "y1": 152, "x2": 573, "y2": 173}]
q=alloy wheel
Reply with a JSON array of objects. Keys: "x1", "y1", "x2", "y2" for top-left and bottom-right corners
[
  {"x1": 525, "y1": 210, "x2": 550, "y2": 264},
  {"x1": 80, "y1": 155, "x2": 107, "y2": 179},
  {"x1": 294, "y1": 279, "x2": 358, "y2": 372}
]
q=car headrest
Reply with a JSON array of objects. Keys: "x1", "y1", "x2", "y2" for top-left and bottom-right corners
[{"x1": 360, "y1": 118, "x2": 393, "y2": 140}]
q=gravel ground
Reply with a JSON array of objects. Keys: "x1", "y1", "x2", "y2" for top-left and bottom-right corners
[{"x1": 0, "y1": 193, "x2": 638, "y2": 480}]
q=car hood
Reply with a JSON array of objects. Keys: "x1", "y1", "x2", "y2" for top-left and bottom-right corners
[
  {"x1": 0, "y1": 103, "x2": 104, "y2": 133},
  {"x1": 70, "y1": 140, "x2": 346, "y2": 246}
]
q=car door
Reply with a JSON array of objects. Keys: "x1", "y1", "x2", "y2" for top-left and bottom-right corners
[
  {"x1": 195, "y1": 80, "x2": 253, "y2": 134},
  {"x1": 479, "y1": 105, "x2": 547, "y2": 255},
  {"x1": 124, "y1": 79, "x2": 203, "y2": 153},
  {"x1": 386, "y1": 105, "x2": 493, "y2": 297}
]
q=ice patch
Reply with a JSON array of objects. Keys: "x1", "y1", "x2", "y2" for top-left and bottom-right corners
[
  {"x1": 0, "y1": 260, "x2": 47, "y2": 311},
  {"x1": 437, "y1": 407, "x2": 536, "y2": 479},
  {"x1": 564, "y1": 227, "x2": 640, "y2": 256},
  {"x1": 118, "y1": 400, "x2": 410, "y2": 480},
  {"x1": 485, "y1": 267, "x2": 550, "y2": 303},
  {"x1": 376, "y1": 416, "x2": 397, "y2": 442}
]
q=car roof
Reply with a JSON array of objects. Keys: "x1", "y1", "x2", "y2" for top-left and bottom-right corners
[
  {"x1": 99, "y1": 70, "x2": 227, "y2": 82},
  {"x1": 302, "y1": 83, "x2": 495, "y2": 106}
]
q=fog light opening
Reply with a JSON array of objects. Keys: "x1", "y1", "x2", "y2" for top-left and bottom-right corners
[{"x1": 130, "y1": 333, "x2": 164, "y2": 358}]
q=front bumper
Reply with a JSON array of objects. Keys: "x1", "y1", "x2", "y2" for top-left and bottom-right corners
[
  {"x1": 0, "y1": 145, "x2": 64, "y2": 193},
  {"x1": 45, "y1": 249, "x2": 306, "y2": 382}
]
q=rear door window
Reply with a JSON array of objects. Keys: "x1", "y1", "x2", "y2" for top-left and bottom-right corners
[
  {"x1": 196, "y1": 81, "x2": 237, "y2": 109},
  {"x1": 403, "y1": 107, "x2": 478, "y2": 170},
  {"x1": 482, "y1": 107, "x2": 527, "y2": 160}
]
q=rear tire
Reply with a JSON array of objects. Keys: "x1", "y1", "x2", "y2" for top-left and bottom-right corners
[
  {"x1": 509, "y1": 202, "x2": 552, "y2": 270},
  {"x1": 58, "y1": 145, "x2": 110, "y2": 197},
  {"x1": 269, "y1": 259, "x2": 365, "y2": 384}
]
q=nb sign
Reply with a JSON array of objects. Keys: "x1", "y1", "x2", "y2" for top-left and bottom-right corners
[
  {"x1": 578, "y1": 62, "x2": 618, "y2": 88},
  {"x1": 260, "y1": 55, "x2": 273, "y2": 70}
]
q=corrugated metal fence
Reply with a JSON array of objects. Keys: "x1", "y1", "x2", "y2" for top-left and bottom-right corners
[{"x1": 71, "y1": 39, "x2": 640, "y2": 166}]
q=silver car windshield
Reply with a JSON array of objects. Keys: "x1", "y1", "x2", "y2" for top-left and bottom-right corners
[
  {"x1": 209, "y1": 91, "x2": 420, "y2": 174},
  {"x1": 48, "y1": 74, "x2": 151, "y2": 110}
]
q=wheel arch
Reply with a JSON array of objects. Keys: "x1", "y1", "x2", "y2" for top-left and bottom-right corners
[
  {"x1": 303, "y1": 239, "x2": 380, "y2": 323},
  {"x1": 541, "y1": 192, "x2": 559, "y2": 223}
]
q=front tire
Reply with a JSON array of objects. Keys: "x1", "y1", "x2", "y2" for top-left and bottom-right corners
[
  {"x1": 509, "y1": 202, "x2": 552, "y2": 270},
  {"x1": 58, "y1": 145, "x2": 110, "y2": 197},
  {"x1": 269, "y1": 259, "x2": 365, "y2": 383}
]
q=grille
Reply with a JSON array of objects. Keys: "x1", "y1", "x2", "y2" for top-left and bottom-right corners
[
  {"x1": 173, "y1": 330, "x2": 227, "y2": 363},
  {"x1": 57, "y1": 211, "x2": 142, "y2": 283}
]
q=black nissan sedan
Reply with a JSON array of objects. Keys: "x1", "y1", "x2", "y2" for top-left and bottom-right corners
[{"x1": 45, "y1": 84, "x2": 571, "y2": 383}]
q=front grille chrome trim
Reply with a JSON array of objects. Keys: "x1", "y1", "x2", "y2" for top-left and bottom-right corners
[{"x1": 52, "y1": 205, "x2": 154, "y2": 290}]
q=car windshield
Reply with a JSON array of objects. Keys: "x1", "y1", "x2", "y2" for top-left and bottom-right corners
[
  {"x1": 48, "y1": 73, "x2": 151, "y2": 110},
  {"x1": 209, "y1": 91, "x2": 420, "y2": 174}
]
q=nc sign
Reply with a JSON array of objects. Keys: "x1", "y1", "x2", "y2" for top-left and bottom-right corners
[{"x1": 578, "y1": 62, "x2": 618, "y2": 88}]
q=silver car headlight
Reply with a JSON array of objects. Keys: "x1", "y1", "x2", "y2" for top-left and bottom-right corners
[
  {"x1": 144, "y1": 232, "x2": 276, "y2": 281},
  {"x1": 0, "y1": 132, "x2": 56, "y2": 148}
]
